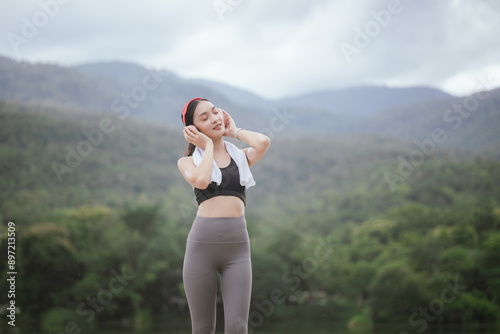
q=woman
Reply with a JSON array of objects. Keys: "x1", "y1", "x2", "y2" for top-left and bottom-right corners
[{"x1": 177, "y1": 98, "x2": 270, "y2": 334}]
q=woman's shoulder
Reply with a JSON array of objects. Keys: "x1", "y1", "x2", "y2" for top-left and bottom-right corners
[
  {"x1": 225, "y1": 140, "x2": 246, "y2": 155},
  {"x1": 177, "y1": 156, "x2": 194, "y2": 168}
]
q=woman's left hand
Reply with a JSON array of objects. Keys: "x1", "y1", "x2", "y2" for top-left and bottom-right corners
[{"x1": 221, "y1": 109, "x2": 238, "y2": 138}]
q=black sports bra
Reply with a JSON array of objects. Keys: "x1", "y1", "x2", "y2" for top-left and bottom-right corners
[{"x1": 194, "y1": 158, "x2": 246, "y2": 205}]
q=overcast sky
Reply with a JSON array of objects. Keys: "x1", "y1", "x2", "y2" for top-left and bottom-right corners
[{"x1": 1, "y1": 0, "x2": 500, "y2": 99}]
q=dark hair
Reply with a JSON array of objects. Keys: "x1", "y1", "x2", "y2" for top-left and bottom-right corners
[{"x1": 182, "y1": 98, "x2": 209, "y2": 156}]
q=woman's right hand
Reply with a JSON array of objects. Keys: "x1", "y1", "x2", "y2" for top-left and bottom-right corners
[{"x1": 183, "y1": 125, "x2": 212, "y2": 150}]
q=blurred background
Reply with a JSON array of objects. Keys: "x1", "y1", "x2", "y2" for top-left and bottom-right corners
[{"x1": 1, "y1": 0, "x2": 500, "y2": 333}]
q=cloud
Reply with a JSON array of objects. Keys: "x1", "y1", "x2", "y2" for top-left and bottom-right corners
[{"x1": 1, "y1": 0, "x2": 499, "y2": 99}]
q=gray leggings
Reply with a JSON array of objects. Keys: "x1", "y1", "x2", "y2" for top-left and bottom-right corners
[{"x1": 183, "y1": 216, "x2": 252, "y2": 334}]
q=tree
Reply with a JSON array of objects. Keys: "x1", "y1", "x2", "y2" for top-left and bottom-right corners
[
  {"x1": 481, "y1": 232, "x2": 500, "y2": 304},
  {"x1": 18, "y1": 223, "x2": 83, "y2": 326},
  {"x1": 368, "y1": 262, "x2": 428, "y2": 323}
]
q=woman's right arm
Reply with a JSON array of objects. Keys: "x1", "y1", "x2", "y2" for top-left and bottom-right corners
[{"x1": 177, "y1": 126, "x2": 214, "y2": 189}]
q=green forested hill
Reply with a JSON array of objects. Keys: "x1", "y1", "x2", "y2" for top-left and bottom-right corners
[
  {"x1": 0, "y1": 100, "x2": 182, "y2": 219},
  {"x1": 1, "y1": 100, "x2": 500, "y2": 332},
  {"x1": 0, "y1": 56, "x2": 116, "y2": 111},
  {"x1": 363, "y1": 87, "x2": 500, "y2": 157},
  {"x1": 0, "y1": 55, "x2": 272, "y2": 129},
  {"x1": 2, "y1": 54, "x2": 500, "y2": 159}
]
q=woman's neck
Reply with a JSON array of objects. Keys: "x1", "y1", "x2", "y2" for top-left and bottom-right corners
[{"x1": 212, "y1": 136, "x2": 226, "y2": 154}]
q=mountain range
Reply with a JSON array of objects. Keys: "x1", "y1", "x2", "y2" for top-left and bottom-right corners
[{"x1": 1, "y1": 54, "x2": 499, "y2": 156}]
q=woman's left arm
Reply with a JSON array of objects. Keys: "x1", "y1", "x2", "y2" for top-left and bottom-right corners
[
  {"x1": 237, "y1": 129, "x2": 270, "y2": 167},
  {"x1": 222, "y1": 110, "x2": 270, "y2": 167}
]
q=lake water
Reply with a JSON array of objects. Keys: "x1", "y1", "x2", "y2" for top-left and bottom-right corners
[
  {"x1": 159, "y1": 329, "x2": 498, "y2": 334},
  {"x1": 47, "y1": 326, "x2": 498, "y2": 334},
  {"x1": 10, "y1": 329, "x2": 499, "y2": 334},
  {"x1": 9, "y1": 323, "x2": 499, "y2": 334},
  {"x1": 95, "y1": 330, "x2": 496, "y2": 334}
]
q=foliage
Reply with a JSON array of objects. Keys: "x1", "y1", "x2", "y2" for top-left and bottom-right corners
[{"x1": 1, "y1": 100, "x2": 500, "y2": 331}]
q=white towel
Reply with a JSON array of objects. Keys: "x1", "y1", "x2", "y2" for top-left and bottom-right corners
[{"x1": 192, "y1": 141, "x2": 256, "y2": 189}]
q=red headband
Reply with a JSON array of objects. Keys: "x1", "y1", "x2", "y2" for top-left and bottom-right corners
[{"x1": 182, "y1": 97, "x2": 202, "y2": 124}]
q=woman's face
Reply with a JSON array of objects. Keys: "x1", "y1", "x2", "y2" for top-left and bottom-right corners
[{"x1": 192, "y1": 100, "x2": 225, "y2": 138}]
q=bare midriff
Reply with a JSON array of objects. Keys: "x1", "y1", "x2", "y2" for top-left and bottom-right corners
[{"x1": 196, "y1": 195, "x2": 245, "y2": 217}]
